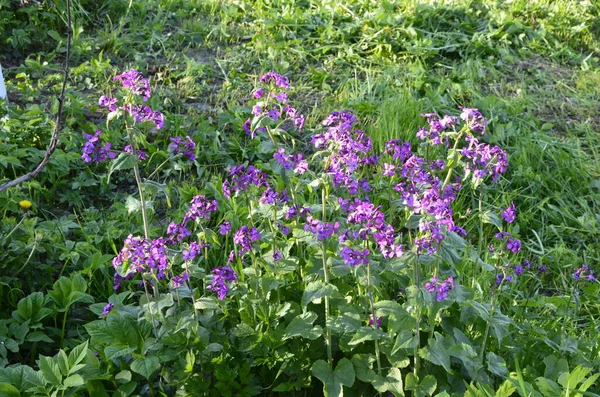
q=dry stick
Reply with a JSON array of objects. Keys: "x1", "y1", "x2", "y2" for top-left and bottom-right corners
[{"x1": 0, "y1": 0, "x2": 72, "y2": 193}]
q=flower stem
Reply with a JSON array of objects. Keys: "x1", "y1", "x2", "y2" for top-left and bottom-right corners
[
  {"x1": 321, "y1": 187, "x2": 333, "y2": 366},
  {"x1": 413, "y1": 254, "x2": 421, "y2": 377},
  {"x1": 367, "y1": 260, "x2": 382, "y2": 377}
]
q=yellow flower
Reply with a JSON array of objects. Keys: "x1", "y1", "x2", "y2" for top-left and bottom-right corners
[{"x1": 19, "y1": 200, "x2": 33, "y2": 210}]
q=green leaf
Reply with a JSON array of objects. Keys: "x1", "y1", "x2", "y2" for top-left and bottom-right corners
[
  {"x1": 194, "y1": 297, "x2": 219, "y2": 310},
  {"x1": 481, "y1": 211, "x2": 502, "y2": 229},
  {"x1": 487, "y1": 352, "x2": 508, "y2": 377},
  {"x1": 302, "y1": 281, "x2": 340, "y2": 308},
  {"x1": 68, "y1": 340, "x2": 89, "y2": 369},
  {"x1": 495, "y1": 379, "x2": 517, "y2": 397},
  {"x1": 283, "y1": 312, "x2": 323, "y2": 340},
  {"x1": 312, "y1": 358, "x2": 355, "y2": 397},
  {"x1": 558, "y1": 365, "x2": 591, "y2": 389},
  {"x1": 130, "y1": 356, "x2": 160, "y2": 379},
  {"x1": 48, "y1": 273, "x2": 93, "y2": 311},
  {"x1": 63, "y1": 374, "x2": 84, "y2": 388},
  {"x1": 392, "y1": 330, "x2": 417, "y2": 355},
  {"x1": 419, "y1": 334, "x2": 451, "y2": 372},
  {"x1": 351, "y1": 354, "x2": 377, "y2": 383},
  {"x1": 0, "y1": 365, "x2": 44, "y2": 390},
  {"x1": 39, "y1": 355, "x2": 62, "y2": 385},
  {"x1": 534, "y1": 377, "x2": 561, "y2": 397},
  {"x1": 405, "y1": 373, "x2": 437, "y2": 397},
  {"x1": 348, "y1": 327, "x2": 381, "y2": 346},
  {"x1": 115, "y1": 370, "x2": 132, "y2": 383},
  {"x1": 57, "y1": 349, "x2": 69, "y2": 376},
  {"x1": 107, "y1": 153, "x2": 136, "y2": 184},
  {"x1": 372, "y1": 368, "x2": 404, "y2": 396},
  {"x1": 113, "y1": 381, "x2": 136, "y2": 397},
  {"x1": 12, "y1": 292, "x2": 52, "y2": 325},
  {"x1": 105, "y1": 346, "x2": 136, "y2": 361},
  {"x1": 0, "y1": 383, "x2": 20, "y2": 397}
]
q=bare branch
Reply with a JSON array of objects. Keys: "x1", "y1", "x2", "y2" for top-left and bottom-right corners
[{"x1": 0, "y1": 0, "x2": 72, "y2": 193}]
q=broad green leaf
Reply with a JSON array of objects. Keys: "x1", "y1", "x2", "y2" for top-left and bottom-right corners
[
  {"x1": 419, "y1": 334, "x2": 451, "y2": 372},
  {"x1": 392, "y1": 330, "x2": 417, "y2": 355},
  {"x1": 63, "y1": 374, "x2": 84, "y2": 388},
  {"x1": 68, "y1": 340, "x2": 89, "y2": 369},
  {"x1": 194, "y1": 297, "x2": 219, "y2": 310},
  {"x1": 405, "y1": 373, "x2": 437, "y2": 397},
  {"x1": 115, "y1": 370, "x2": 132, "y2": 383},
  {"x1": 12, "y1": 292, "x2": 52, "y2": 326},
  {"x1": 0, "y1": 365, "x2": 44, "y2": 390},
  {"x1": 348, "y1": 326, "x2": 381, "y2": 346},
  {"x1": 283, "y1": 312, "x2": 323, "y2": 340},
  {"x1": 495, "y1": 379, "x2": 516, "y2": 397},
  {"x1": 558, "y1": 365, "x2": 591, "y2": 389},
  {"x1": 39, "y1": 355, "x2": 62, "y2": 385},
  {"x1": 113, "y1": 381, "x2": 136, "y2": 397},
  {"x1": 130, "y1": 356, "x2": 160, "y2": 379},
  {"x1": 104, "y1": 346, "x2": 137, "y2": 361},
  {"x1": 48, "y1": 273, "x2": 93, "y2": 311},
  {"x1": 487, "y1": 352, "x2": 508, "y2": 377},
  {"x1": 372, "y1": 368, "x2": 404, "y2": 396},
  {"x1": 351, "y1": 354, "x2": 377, "y2": 383},
  {"x1": 302, "y1": 281, "x2": 340, "y2": 308},
  {"x1": 579, "y1": 372, "x2": 600, "y2": 392},
  {"x1": 481, "y1": 211, "x2": 502, "y2": 229},
  {"x1": 107, "y1": 152, "x2": 136, "y2": 183},
  {"x1": 312, "y1": 358, "x2": 355, "y2": 397},
  {"x1": 57, "y1": 349, "x2": 69, "y2": 376},
  {"x1": 0, "y1": 383, "x2": 20, "y2": 397},
  {"x1": 534, "y1": 377, "x2": 561, "y2": 397}
]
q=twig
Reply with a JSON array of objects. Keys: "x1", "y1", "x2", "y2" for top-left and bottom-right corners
[{"x1": 0, "y1": 0, "x2": 72, "y2": 193}]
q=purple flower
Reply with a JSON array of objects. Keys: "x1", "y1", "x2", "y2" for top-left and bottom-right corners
[
  {"x1": 459, "y1": 107, "x2": 486, "y2": 134},
  {"x1": 223, "y1": 165, "x2": 270, "y2": 200},
  {"x1": 233, "y1": 225, "x2": 261, "y2": 254},
  {"x1": 169, "y1": 136, "x2": 196, "y2": 161},
  {"x1": 101, "y1": 302, "x2": 114, "y2": 316},
  {"x1": 368, "y1": 314, "x2": 381, "y2": 329},
  {"x1": 254, "y1": 89, "x2": 264, "y2": 99},
  {"x1": 506, "y1": 237, "x2": 521, "y2": 253},
  {"x1": 304, "y1": 215, "x2": 340, "y2": 240},
  {"x1": 81, "y1": 130, "x2": 116, "y2": 163},
  {"x1": 207, "y1": 266, "x2": 237, "y2": 300},
  {"x1": 495, "y1": 273, "x2": 512, "y2": 285},
  {"x1": 340, "y1": 246, "x2": 369, "y2": 267},
  {"x1": 114, "y1": 69, "x2": 151, "y2": 102},
  {"x1": 382, "y1": 163, "x2": 396, "y2": 177},
  {"x1": 166, "y1": 222, "x2": 191, "y2": 244},
  {"x1": 183, "y1": 241, "x2": 207, "y2": 261},
  {"x1": 501, "y1": 202, "x2": 516, "y2": 223},
  {"x1": 574, "y1": 264, "x2": 596, "y2": 282},
  {"x1": 183, "y1": 195, "x2": 219, "y2": 225},
  {"x1": 219, "y1": 221, "x2": 232, "y2": 235},
  {"x1": 259, "y1": 72, "x2": 290, "y2": 90},
  {"x1": 121, "y1": 104, "x2": 165, "y2": 129},
  {"x1": 424, "y1": 276, "x2": 455, "y2": 301},
  {"x1": 273, "y1": 250, "x2": 282, "y2": 262},
  {"x1": 171, "y1": 272, "x2": 189, "y2": 288},
  {"x1": 123, "y1": 145, "x2": 148, "y2": 160},
  {"x1": 98, "y1": 95, "x2": 118, "y2": 111},
  {"x1": 112, "y1": 235, "x2": 169, "y2": 289}
]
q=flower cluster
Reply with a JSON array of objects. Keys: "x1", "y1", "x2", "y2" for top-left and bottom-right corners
[
  {"x1": 244, "y1": 72, "x2": 304, "y2": 138},
  {"x1": 424, "y1": 276, "x2": 455, "y2": 301},
  {"x1": 573, "y1": 264, "x2": 596, "y2": 282},
  {"x1": 368, "y1": 314, "x2": 382, "y2": 329},
  {"x1": 493, "y1": 232, "x2": 521, "y2": 254},
  {"x1": 416, "y1": 113, "x2": 458, "y2": 146},
  {"x1": 183, "y1": 195, "x2": 219, "y2": 225},
  {"x1": 501, "y1": 202, "x2": 516, "y2": 223},
  {"x1": 304, "y1": 215, "x2": 340, "y2": 240},
  {"x1": 101, "y1": 302, "x2": 114, "y2": 316},
  {"x1": 273, "y1": 148, "x2": 308, "y2": 174},
  {"x1": 169, "y1": 136, "x2": 196, "y2": 161},
  {"x1": 114, "y1": 69, "x2": 151, "y2": 102},
  {"x1": 233, "y1": 225, "x2": 261, "y2": 254},
  {"x1": 223, "y1": 165, "x2": 270, "y2": 200},
  {"x1": 340, "y1": 246, "x2": 370, "y2": 266},
  {"x1": 207, "y1": 266, "x2": 237, "y2": 300},
  {"x1": 112, "y1": 235, "x2": 168, "y2": 289},
  {"x1": 124, "y1": 144, "x2": 149, "y2": 160},
  {"x1": 81, "y1": 130, "x2": 116, "y2": 163},
  {"x1": 121, "y1": 104, "x2": 165, "y2": 130},
  {"x1": 459, "y1": 106, "x2": 487, "y2": 134},
  {"x1": 313, "y1": 110, "x2": 374, "y2": 192},
  {"x1": 461, "y1": 135, "x2": 508, "y2": 183}
]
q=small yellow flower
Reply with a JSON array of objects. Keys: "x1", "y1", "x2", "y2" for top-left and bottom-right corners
[{"x1": 19, "y1": 200, "x2": 33, "y2": 210}]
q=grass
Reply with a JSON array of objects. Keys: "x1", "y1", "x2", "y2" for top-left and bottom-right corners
[{"x1": 1, "y1": 0, "x2": 599, "y2": 394}]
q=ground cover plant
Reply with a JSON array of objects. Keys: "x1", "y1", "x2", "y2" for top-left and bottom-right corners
[{"x1": 1, "y1": 0, "x2": 599, "y2": 396}]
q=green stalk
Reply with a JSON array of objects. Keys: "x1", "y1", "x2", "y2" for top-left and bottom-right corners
[
  {"x1": 413, "y1": 255, "x2": 421, "y2": 377},
  {"x1": 473, "y1": 188, "x2": 485, "y2": 289},
  {"x1": 366, "y1": 259, "x2": 382, "y2": 377},
  {"x1": 321, "y1": 187, "x2": 333, "y2": 366}
]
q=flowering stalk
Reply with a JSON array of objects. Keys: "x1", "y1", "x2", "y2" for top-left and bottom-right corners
[
  {"x1": 366, "y1": 257, "x2": 382, "y2": 377},
  {"x1": 321, "y1": 186, "x2": 333, "y2": 366},
  {"x1": 413, "y1": 255, "x2": 422, "y2": 377}
]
